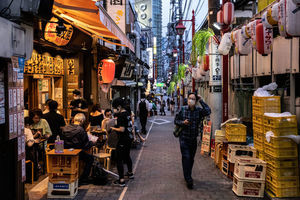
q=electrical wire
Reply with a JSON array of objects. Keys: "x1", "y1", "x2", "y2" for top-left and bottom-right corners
[{"x1": 0, "y1": 0, "x2": 14, "y2": 17}]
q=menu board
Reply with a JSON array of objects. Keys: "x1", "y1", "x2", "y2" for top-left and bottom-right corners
[
  {"x1": 0, "y1": 71, "x2": 5, "y2": 124},
  {"x1": 201, "y1": 121, "x2": 212, "y2": 155},
  {"x1": 8, "y1": 58, "x2": 24, "y2": 140}
]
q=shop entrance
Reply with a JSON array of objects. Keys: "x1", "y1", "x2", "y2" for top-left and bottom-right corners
[{"x1": 24, "y1": 75, "x2": 64, "y2": 114}]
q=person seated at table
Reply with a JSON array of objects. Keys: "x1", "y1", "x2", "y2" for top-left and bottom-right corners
[
  {"x1": 30, "y1": 108, "x2": 52, "y2": 140},
  {"x1": 24, "y1": 117, "x2": 40, "y2": 181},
  {"x1": 101, "y1": 109, "x2": 113, "y2": 130},
  {"x1": 43, "y1": 99, "x2": 61, "y2": 115},
  {"x1": 43, "y1": 100, "x2": 66, "y2": 143},
  {"x1": 62, "y1": 113, "x2": 94, "y2": 185},
  {"x1": 87, "y1": 104, "x2": 104, "y2": 132}
]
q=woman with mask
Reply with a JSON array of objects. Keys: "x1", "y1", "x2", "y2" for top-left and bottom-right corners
[
  {"x1": 110, "y1": 98, "x2": 134, "y2": 187},
  {"x1": 174, "y1": 92, "x2": 211, "y2": 189}
]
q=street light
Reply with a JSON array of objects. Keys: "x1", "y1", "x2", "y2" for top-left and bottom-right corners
[
  {"x1": 175, "y1": 21, "x2": 186, "y2": 36},
  {"x1": 173, "y1": 48, "x2": 178, "y2": 57}
]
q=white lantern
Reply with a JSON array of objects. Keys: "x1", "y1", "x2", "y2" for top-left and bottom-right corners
[
  {"x1": 278, "y1": 0, "x2": 287, "y2": 37},
  {"x1": 286, "y1": 0, "x2": 300, "y2": 36},
  {"x1": 241, "y1": 25, "x2": 251, "y2": 39},
  {"x1": 262, "y1": 12, "x2": 273, "y2": 28},
  {"x1": 249, "y1": 20, "x2": 260, "y2": 49},
  {"x1": 223, "y1": 2, "x2": 234, "y2": 25},
  {"x1": 218, "y1": 32, "x2": 232, "y2": 55},
  {"x1": 238, "y1": 29, "x2": 252, "y2": 55}
]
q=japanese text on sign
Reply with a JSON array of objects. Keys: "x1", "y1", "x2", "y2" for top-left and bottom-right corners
[{"x1": 24, "y1": 50, "x2": 64, "y2": 75}]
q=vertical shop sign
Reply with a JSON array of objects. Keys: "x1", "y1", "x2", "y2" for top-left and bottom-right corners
[
  {"x1": 0, "y1": 71, "x2": 5, "y2": 124},
  {"x1": 106, "y1": 0, "x2": 126, "y2": 33},
  {"x1": 201, "y1": 121, "x2": 212, "y2": 155}
]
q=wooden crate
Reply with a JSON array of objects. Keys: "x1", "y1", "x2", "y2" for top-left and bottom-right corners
[
  {"x1": 232, "y1": 175, "x2": 265, "y2": 198},
  {"x1": 234, "y1": 157, "x2": 267, "y2": 181},
  {"x1": 227, "y1": 144, "x2": 256, "y2": 163},
  {"x1": 47, "y1": 179, "x2": 78, "y2": 199},
  {"x1": 46, "y1": 149, "x2": 81, "y2": 175},
  {"x1": 222, "y1": 158, "x2": 229, "y2": 176}
]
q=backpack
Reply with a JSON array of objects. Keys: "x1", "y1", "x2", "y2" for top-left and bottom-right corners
[
  {"x1": 92, "y1": 162, "x2": 108, "y2": 185},
  {"x1": 139, "y1": 100, "x2": 147, "y2": 114}
]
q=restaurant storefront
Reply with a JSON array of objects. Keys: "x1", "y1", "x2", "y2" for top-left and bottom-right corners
[{"x1": 24, "y1": 16, "x2": 93, "y2": 120}]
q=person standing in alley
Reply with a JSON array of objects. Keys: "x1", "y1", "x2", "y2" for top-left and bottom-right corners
[
  {"x1": 174, "y1": 92, "x2": 211, "y2": 189},
  {"x1": 70, "y1": 89, "x2": 88, "y2": 120},
  {"x1": 137, "y1": 93, "x2": 149, "y2": 134}
]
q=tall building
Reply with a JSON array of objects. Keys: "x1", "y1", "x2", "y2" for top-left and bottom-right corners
[
  {"x1": 135, "y1": 0, "x2": 162, "y2": 80},
  {"x1": 152, "y1": 0, "x2": 162, "y2": 80}
]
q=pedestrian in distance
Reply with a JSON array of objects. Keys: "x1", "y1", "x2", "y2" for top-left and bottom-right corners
[
  {"x1": 137, "y1": 93, "x2": 149, "y2": 134},
  {"x1": 111, "y1": 98, "x2": 134, "y2": 187},
  {"x1": 170, "y1": 98, "x2": 175, "y2": 115},
  {"x1": 174, "y1": 92, "x2": 211, "y2": 189}
]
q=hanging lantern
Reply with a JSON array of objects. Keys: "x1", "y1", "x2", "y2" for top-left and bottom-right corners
[
  {"x1": 286, "y1": 0, "x2": 300, "y2": 36},
  {"x1": 249, "y1": 19, "x2": 261, "y2": 49},
  {"x1": 241, "y1": 25, "x2": 251, "y2": 39},
  {"x1": 256, "y1": 23, "x2": 273, "y2": 56},
  {"x1": 262, "y1": 12, "x2": 273, "y2": 28},
  {"x1": 203, "y1": 54, "x2": 210, "y2": 71},
  {"x1": 238, "y1": 29, "x2": 252, "y2": 55},
  {"x1": 217, "y1": 10, "x2": 224, "y2": 25},
  {"x1": 223, "y1": 2, "x2": 234, "y2": 25},
  {"x1": 266, "y1": 3, "x2": 279, "y2": 26},
  {"x1": 218, "y1": 32, "x2": 232, "y2": 55},
  {"x1": 98, "y1": 59, "x2": 115, "y2": 84},
  {"x1": 292, "y1": 0, "x2": 300, "y2": 6}
]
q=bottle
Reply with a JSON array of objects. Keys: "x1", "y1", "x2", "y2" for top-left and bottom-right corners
[{"x1": 55, "y1": 135, "x2": 64, "y2": 153}]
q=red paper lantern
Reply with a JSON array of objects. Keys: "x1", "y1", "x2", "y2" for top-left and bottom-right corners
[
  {"x1": 256, "y1": 23, "x2": 273, "y2": 56},
  {"x1": 217, "y1": 10, "x2": 224, "y2": 25},
  {"x1": 98, "y1": 59, "x2": 115, "y2": 84},
  {"x1": 203, "y1": 54, "x2": 210, "y2": 71},
  {"x1": 223, "y1": 2, "x2": 234, "y2": 25}
]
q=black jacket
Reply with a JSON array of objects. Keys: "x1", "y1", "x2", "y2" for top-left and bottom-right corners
[
  {"x1": 62, "y1": 124, "x2": 93, "y2": 150},
  {"x1": 43, "y1": 111, "x2": 66, "y2": 143}
]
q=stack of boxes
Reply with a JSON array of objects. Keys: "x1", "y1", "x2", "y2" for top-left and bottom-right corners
[
  {"x1": 232, "y1": 157, "x2": 267, "y2": 198},
  {"x1": 46, "y1": 150, "x2": 80, "y2": 199},
  {"x1": 252, "y1": 96, "x2": 281, "y2": 160},
  {"x1": 263, "y1": 115, "x2": 299, "y2": 198}
]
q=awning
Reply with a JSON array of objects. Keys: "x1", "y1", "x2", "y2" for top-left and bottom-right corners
[
  {"x1": 112, "y1": 79, "x2": 137, "y2": 87},
  {"x1": 53, "y1": 0, "x2": 134, "y2": 52}
]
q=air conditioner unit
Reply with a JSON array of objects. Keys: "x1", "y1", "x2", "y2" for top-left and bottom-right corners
[{"x1": 122, "y1": 47, "x2": 130, "y2": 55}]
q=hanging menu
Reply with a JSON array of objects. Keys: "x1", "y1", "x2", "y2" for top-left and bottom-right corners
[
  {"x1": 8, "y1": 58, "x2": 24, "y2": 140},
  {"x1": 0, "y1": 70, "x2": 5, "y2": 124}
]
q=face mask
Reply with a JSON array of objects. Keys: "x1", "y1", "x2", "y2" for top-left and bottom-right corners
[
  {"x1": 74, "y1": 96, "x2": 80, "y2": 100},
  {"x1": 188, "y1": 99, "x2": 196, "y2": 106},
  {"x1": 113, "y1": 108, "x2": 119, "y2": 113}
]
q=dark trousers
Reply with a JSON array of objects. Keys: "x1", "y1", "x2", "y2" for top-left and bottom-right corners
[
  {"x1": 79, "y1": 151, "x2": 94, "y2": 179},
  {"x1": 26, "y1": 146, "x2": 39, "y2": 181},
  {"x1": 139, "y1": 115, "x2": 147, "y2": 134},
  {"x1": 179, "y1": 137, "x2": 197, "y2": 183},
  {"x1": 116, "y1": 141, "x2": 133, "y2": 179}
]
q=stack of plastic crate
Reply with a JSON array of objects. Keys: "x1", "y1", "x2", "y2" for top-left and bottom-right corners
[
  {"x1": 232, "y1": 157, "x2": 267, "y2": 198},
  {"x1": 46, "y1": 150, "x2": 80, "y2": 199},
  {"x1": 225, "y1": 123, "x2": 247, "y2": 143},
  {"x1": 263, "y1": 114, "x2": 300, "y2": 198},
  {"x1": 252, "y1": 96, "x2": 281, "y2": 160}
]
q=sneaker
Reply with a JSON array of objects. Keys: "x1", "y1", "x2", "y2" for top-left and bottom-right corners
[
  {"x1": 125, "y1": 172, "x2": 134, "y2": 179},
  {"x1": 113, "y1": 180, "x2": 125, "y2": 187},
  {"x1": 186, "y1": 181, "x2": 194, "y2": 190}
]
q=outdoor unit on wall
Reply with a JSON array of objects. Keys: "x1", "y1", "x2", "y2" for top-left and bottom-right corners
[
  {"x1": 0, "y1": 0, "x2": 53, "y2": 20},
  {"x1": 122, "y1": 47, "x2": 130, "y2": 56}
]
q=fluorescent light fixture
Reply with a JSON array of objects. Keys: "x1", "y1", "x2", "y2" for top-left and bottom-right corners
[{"x1": 213, "y1": 22, "x2": 221, "y2": 30}]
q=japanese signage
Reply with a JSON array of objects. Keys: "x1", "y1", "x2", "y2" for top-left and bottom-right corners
[
  {"x1": 201, "y1": 121, "x2": 212, "y2": 155},
  {"x1": 106, "y1": 0, "x2": 126, "y2": 33},
  {"x1": 44, "y1": 17, "x2": 73, "y2": 46},
  {"x1": 209, "y1": 38, "x2": 222, "y2": 86},
  {"x1": 120, "y1": 61, "x2": 134, "y2": 79},
  {"x1": 147, "y1": 48, "x2": 153, "y2": 79},
  {"x1": 25, "y1": 50, "x2": 64, "y2": 75}
]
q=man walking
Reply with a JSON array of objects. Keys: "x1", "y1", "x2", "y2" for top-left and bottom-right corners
[
  {"x1": 137, "y1": 93, "x2": 149, "y2": 134},
  {"x1": 174, "y1": 93, "x2": 211, "y2": 189}
]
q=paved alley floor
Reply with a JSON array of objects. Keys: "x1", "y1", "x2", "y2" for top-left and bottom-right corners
[{"x1": 39, "y1": 113, "x2": 267, "y2": 200}]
